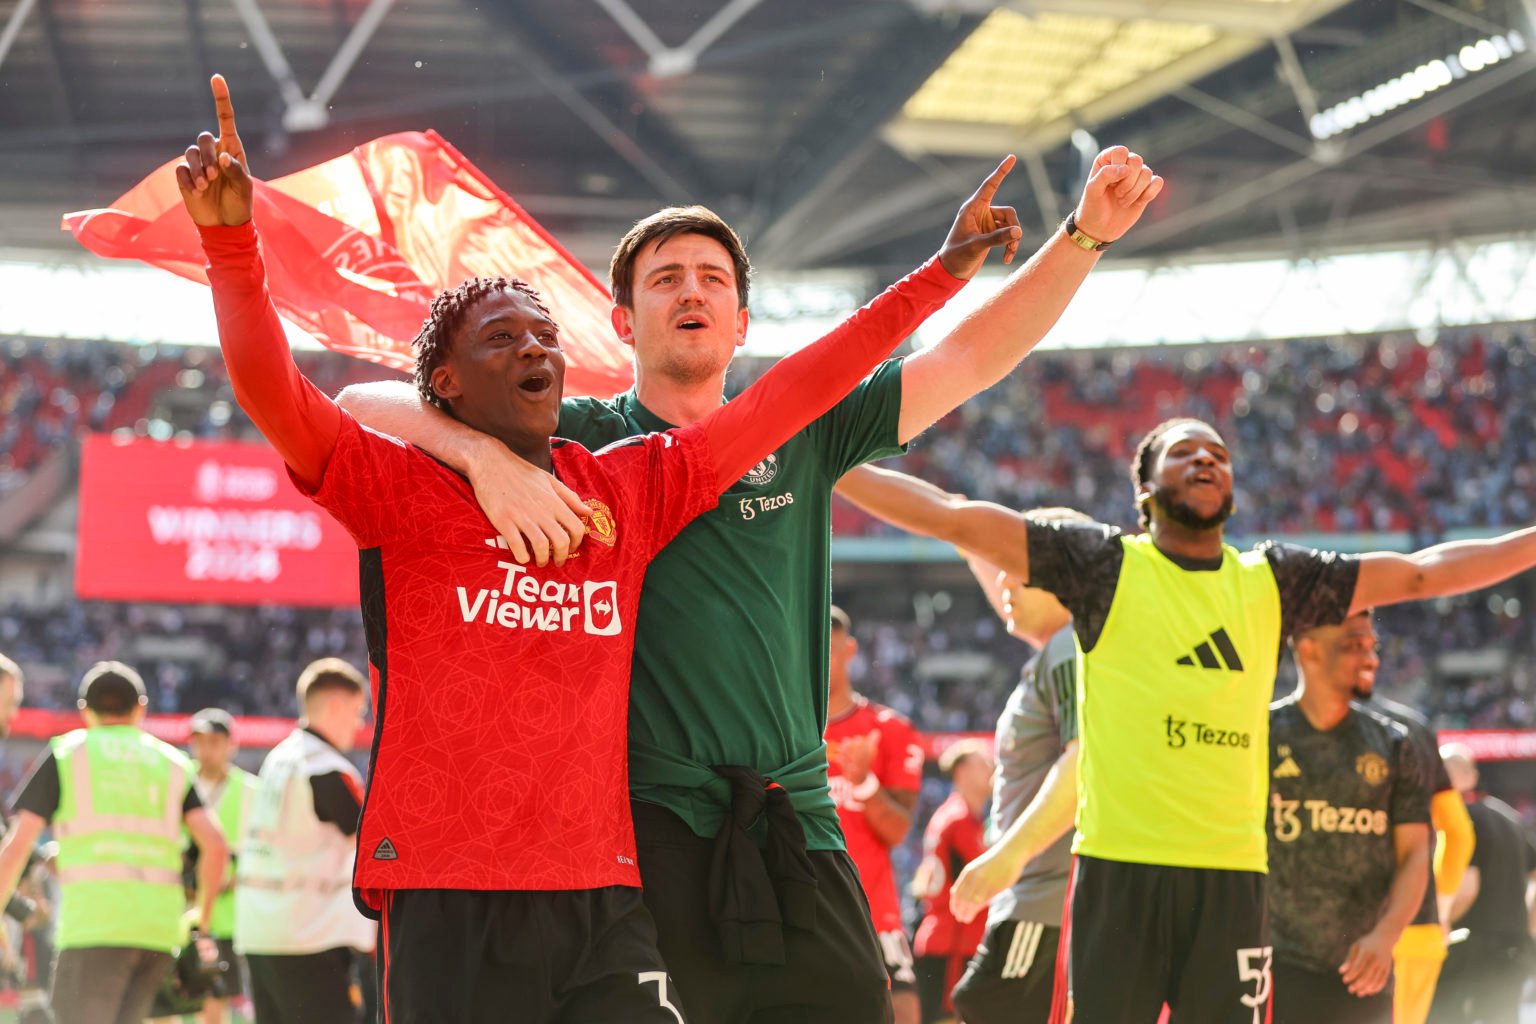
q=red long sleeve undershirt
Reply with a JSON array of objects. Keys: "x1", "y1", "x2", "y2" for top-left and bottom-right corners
[{"x1": 198, "y1": 221, "x2": 964, "y2": 494}]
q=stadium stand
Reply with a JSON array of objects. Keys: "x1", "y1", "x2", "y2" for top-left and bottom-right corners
[{"x1": 3, "y1": 325, "x2": 1534, "y2": 733}]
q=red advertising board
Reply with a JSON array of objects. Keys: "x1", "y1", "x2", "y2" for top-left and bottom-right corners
[{"x1": 76, "y1": 435, "x2": 359, "y2": 607}]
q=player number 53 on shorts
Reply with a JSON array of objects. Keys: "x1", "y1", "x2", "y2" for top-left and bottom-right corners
[{"x1": 1237, "y1": 946, "x2": 1273, "y2": 1023}]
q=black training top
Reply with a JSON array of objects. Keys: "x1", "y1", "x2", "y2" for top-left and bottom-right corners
[{"x1": 1267, "y1": 697, "x2": 1432, "y2": 973}]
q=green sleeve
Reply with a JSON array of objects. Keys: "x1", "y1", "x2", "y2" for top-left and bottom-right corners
[{"x1": 804, "y1": 357, "x2": 907, "y2": 478}]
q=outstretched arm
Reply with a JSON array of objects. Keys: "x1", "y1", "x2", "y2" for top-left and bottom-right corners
[
  {"x1": 836, "y1": 464, "x2": 1031, "y2": 581},
  {"x1": 178, "y1": 75, "x2": 341, "y2": 491},
  {"x1": 1350, "y1": 526, "x2": 1536, "y2": 615},
  {"x1": 689, "y1": 159, "x2": 1025, "y2": 491},
  {"x1": 896, "y1": 146, "x2": 1164, "y2": 443}
]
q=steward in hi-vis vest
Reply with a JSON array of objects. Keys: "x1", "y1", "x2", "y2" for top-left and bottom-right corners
[
  {"x1": 236, "y1": 658, "x2": 373, "y2": 1024},
  {"x1": 0, "y1": 661, "x2": 228, "y2": 1024},
  {"x1": 835, "y1": 415, "x2": 1536, "y2": 1024},
  {"x1": 188, "y1": 706, "x2": 259, "y2": 1023}
]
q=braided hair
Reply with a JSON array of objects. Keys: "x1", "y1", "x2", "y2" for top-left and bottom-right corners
[
  {"x1": 412, "y1": 277, "x2": 554, "y2": 410},
  {"x1": 1129, "y1": 417, "x2": 1219, "y2": 529}
]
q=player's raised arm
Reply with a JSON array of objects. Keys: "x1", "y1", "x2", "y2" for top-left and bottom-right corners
[
  {"x1": 895, "y1": 146, "x2": 1164, "y2": 444},
  {"x1": 1348, "y1": 525, "x2": 1536, "y2": 615},
  {"x1": 835, "y1": 465, "x2": 1030, "y2": 581},
  {"x1": 178, "y1": 75, "x2": 344, "y2": 491},
  {"x1": 688, "y1": 160, "x2": 1024, "y2": 492}
]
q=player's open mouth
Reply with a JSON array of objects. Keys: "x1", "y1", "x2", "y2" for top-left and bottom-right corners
[
  {"x1": 675, "y1": 316, "x2": 708, "y2": 331},
  {"x1": 519, "y1": 373, "x2": 552, "y2": 394}
]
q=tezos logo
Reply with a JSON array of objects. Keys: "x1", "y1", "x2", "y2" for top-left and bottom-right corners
[
  {"x1": 1164, "y1": 715, "x2": 1250, "y2": 750},
  {"x1": 741, "y1": 453, "x2": 779, "y2": 486}
]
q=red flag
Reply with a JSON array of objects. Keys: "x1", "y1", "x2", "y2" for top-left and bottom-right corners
[{"x1": 62, "y1": 131, "x2": 634, "y2": 399}]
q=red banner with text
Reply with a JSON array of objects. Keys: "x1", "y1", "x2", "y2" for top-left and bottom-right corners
[{"x1": 75, "y1": 434, "x2": 359, "y2": 607}]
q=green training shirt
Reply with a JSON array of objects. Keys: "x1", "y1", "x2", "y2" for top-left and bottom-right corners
[{"x1": 557, "y1": 359, "x2": 906, "y2": 851}]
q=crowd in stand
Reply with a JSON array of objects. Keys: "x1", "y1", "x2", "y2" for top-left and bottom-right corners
[{"x1": 3, "y1": 323, "x2": 1536, "y2": 733}]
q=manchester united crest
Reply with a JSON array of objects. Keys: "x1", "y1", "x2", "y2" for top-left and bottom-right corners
[
  {"x1": 1355, "y1": 752, "x2": 1390, "y2": 785},
  {"x1": 584, "y1": 499, "x2": 617, "y2": 547}
]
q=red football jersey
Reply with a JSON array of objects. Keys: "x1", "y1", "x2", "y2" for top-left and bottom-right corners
[
  {"x1": 303, "y1": 414, "x2": 715, "y2": 905},
  {"x1": 826, "y1": 696, "x2": 923, "y2": 932},
  {"x1": 913, "y1": 791, "x2": 988, "y2": 958}
]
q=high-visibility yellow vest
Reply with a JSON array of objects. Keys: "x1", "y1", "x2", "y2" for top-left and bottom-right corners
[
  {"x1": 1073, "y1": 535, "x2": 1282, "y2": 873},
  {"x1": 201, "y1": 764, "x2": 257, "y2": 940},
  {"x1": 52, "y1": 726, "x2": 190, "y2": 952}
]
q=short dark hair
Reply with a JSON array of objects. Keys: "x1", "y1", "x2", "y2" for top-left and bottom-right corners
[
  {"x1": 0, "y1": 652, "x2": 21, "y2": 687},
  {"x1": 1129, "y1": 417, "x2": 1221, "y2": 529},
  {"x1": 296, "y1": 658, "x2": 367, "y2": 709},
  {"x1": 830, "y1": 605, "x2": 851, "y2": 634},
  {"x1": 78, "y1": 661, "x2": 147, "y2": 715},
  {"x1": 412, "y1": 277, "x2": 555, "y2": 411},
  {"x1": 609, "y1": 206, "x2": 752, "y2": 310}
]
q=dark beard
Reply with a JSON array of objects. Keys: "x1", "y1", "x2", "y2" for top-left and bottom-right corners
[
  {"x1": 1154, "y1": 488, "x2": 1234, "y2": 532},
  {"x1": 1352, "y1": 685, "x2": 1374, "y2": 701}
]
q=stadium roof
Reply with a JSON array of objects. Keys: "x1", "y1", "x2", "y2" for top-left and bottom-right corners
[{"x1": 1, "y1": 0, "x2": 1534, "y2": 277}]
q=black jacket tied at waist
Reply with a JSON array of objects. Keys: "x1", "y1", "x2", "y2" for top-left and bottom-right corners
[{"x1": 708, "y1": 764, "x2": 820, "y2": 966}]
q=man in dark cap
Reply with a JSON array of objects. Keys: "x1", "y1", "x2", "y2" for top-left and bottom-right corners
[{"x1": 0, "y1": 661, "x2": 229, "y2": 1024}]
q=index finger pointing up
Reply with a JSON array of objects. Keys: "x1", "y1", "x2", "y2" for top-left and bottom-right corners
[
  {"x1": 973, "y1": 154, "x2": 1017, "y2": 203},
  {"x1": 210, "y1": 74, "x2": 241, "y2": 143}
]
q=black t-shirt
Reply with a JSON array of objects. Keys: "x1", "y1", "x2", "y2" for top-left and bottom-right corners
[
  {"x1": 1025, "y1": 520, "x2": 1360, "y2": 652},
  {"x1": 11, "y1": 750, "x2": 202, "y2": 823},
  {"x1": 1367, "y1": 694, "x2": 1452, "y2": 927},
  {"x1": 1461, "y1": 795, "x2": 1536, "y2": 945},
  {"x1": 1267, "y1": 698, "x2": 1432, "y2": 973}
]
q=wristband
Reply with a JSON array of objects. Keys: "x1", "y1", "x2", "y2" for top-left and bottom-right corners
[
  {"x1": 851, "y1": 773, "x2": 881, "y2": 802},
  {"x1": 1063, "y1": 214, "x2": 1112, "y2": 252}
]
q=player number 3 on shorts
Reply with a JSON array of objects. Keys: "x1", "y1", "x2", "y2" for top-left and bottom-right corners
[
  {"x1": 1237, "y1": 946, "x2": 1273, "y2": 1022},
  {"x1": 639, "y1": 970, "x2": 686, "y2": 1023}
]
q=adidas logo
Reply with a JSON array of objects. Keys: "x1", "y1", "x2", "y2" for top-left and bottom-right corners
[
  {"x1": 373, "y1": 838, "x2": 399, "y2": 861},
  {"x1": 1175, "y1": 627, "x2": 1245, "y2": 671},
  {"x1": 1274, "y1": 746, "x2": 1302, "y2": 778}
]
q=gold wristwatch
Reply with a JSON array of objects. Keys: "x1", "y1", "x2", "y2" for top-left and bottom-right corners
[{"x1": 1064, "y1": 214, "x2": 1112, "y2": 252}]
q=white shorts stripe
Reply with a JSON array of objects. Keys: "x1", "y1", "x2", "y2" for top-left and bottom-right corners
[{"x1": 1002, "y1": 921, "x2": 1044, "y2": 980}]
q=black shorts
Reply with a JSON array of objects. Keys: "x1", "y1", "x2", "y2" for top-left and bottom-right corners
[
  {"x1": 877, "y1": 929, "x2": 917, "y2": 994},
  {"x1": 211, "y1": 937, "x2": 245, "y2": 999},
  {"x1": 633, "y1": 799, "x2": 892, "y2": 1024},
  {"x1": 916, "y1": 952, "x2": 971, "y2": 1023},
  {"x1": 951, "y1": 919, "x2": 1063, "y2": 1024},
  {"x1": 1273, "y1": 960, "x2": 1390, "y2": 1024},
  {"x1": 246, "y1": 948, "x2": 356, "y2": 1024},
  {"x1": 380, "y1": 887, "x2": 684, "y2": 1024},
  {"x1": 1070, "y1": 855, "x2": 1271, "y2": 1023}
]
